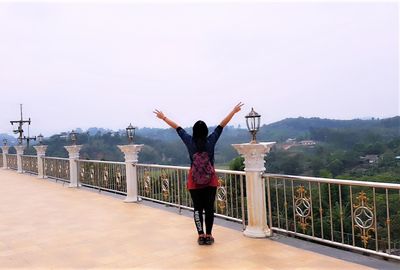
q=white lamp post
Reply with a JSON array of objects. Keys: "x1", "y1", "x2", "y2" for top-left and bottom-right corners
[
  {"x1": 245, "y1": 107, "x2": 261, "y2": 143},
  {"x1": 233, "y1": 107, "x2": 275, "y2": 238},
  {"x1": 64, "y1": 130, "x2": 82, "y2": 187},
  {"x1": 126, "y1": 123, "x2": 136, "y2": 144},
  {"x1": 118, "y1": 123, "x2": 142, "y2": 202},
  {"x1": 1, "y1": 139, "x2": 9, "y2": 169},
  {"x1": 70, "y1": 130, "x2": 77, "y2": 145},
  {"x1": 33, "y1": 133, "x2": 47, "y2": 179},
  {"x1": 37, "y1": 134, "x2": 44, "y2": 145}
]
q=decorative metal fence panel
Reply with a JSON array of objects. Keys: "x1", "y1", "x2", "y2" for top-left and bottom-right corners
[
  {"x1": 6, "y1": 154, "x2": 17, "y2": 170},
  {"x1": 77, "y1": 160, "x2": 127, "y2": 194},
  {"x1": 136, "y1": 164, "x2": 246, "y2": 227},
  {"x1": 21, "y1": 155, "x2": 38, "y2": 174},
  {"x1": 44, "y1": 157, "x2": 70, "y2": 182},
  {"x1": 264, "y1": 173, "x2": 400, "y2": 260},
  {"x1": 0, "y1": 153, "x2": 3, "y2": 168}
]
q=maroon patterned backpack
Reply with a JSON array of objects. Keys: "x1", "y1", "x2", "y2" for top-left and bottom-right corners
[{"x1": 191, "y1": 152, "x2": 214, "y2": 185}]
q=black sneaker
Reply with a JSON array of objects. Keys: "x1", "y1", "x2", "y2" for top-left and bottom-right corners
[
  {"x1": 205, "y1": 236, "x2": 214, "y2": 245},
  {"x1": 197, "y1": 236, "x2": 206, "y2": 245}
]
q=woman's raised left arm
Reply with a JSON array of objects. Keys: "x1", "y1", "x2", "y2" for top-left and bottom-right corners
[{"x1": 153, "y1": 109, "x2": 179, "y2": 129}]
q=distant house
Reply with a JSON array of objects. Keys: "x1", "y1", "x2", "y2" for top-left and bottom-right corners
[
  {"x1": 360, "y1": 155, "x2": 379, "y2": 164},
  {"x1": 299, "y1": 140, "x2": 316, "y2": 146},
  {"x1": 280, "y1": 139, "x2": 317, "y2": 150},
  {"x1": 286, "y1": 138, "x2": 296, "y2": 144}
]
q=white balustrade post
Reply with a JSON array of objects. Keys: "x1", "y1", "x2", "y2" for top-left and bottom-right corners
[
  {"x1": 232, "y1": 142, "x2": 275, "y2": 238},
  {"x1": 117, "y1": 144, "x2": 143, "y2": 202},
  {"x1": 33, "y1": 145, "x2": 48, "y2": 178},
  {"x1": 14, "y1": 145, "x2": 25, "y2": 173},
  {"x1": 1, "y1": 146, "x2": 9, "y2": 169},
  {"x1": 64, "y1": 145, "x2": 83, "y2": 188}
]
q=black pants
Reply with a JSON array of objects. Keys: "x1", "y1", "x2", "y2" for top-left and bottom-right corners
[{"x1": 189, "y1": 186, "x2": 217, "y2": 235}]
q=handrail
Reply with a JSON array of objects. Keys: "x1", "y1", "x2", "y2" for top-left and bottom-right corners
[
  {"x1": 263, "y1": 173, "x2": 400, "y2": 189},
  {"x1": 137, "y1": 163, "x2": 189, "y2": 170},
  {"x1": 43, "y1": 156, "x2": 69, "y2": 161},
  {"x1": 137, "y1": 163, "x2": 246, "y2": 175},
  {"x1": 77, "y1": 159, "x2": 125, "y2": 165}
]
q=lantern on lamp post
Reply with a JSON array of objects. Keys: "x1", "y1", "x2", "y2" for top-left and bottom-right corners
[
  {"x1": 126, "y1": 123, "x2": 136, "y2": 144},
  {"x1": 70, "y1": 130, "x2": 77, "y2": 145},
  {"x1": 17, "y1": 136, "x2": 23, "y2": 145},
  {"x1": 37, "y1": 134, "x2": 44, "y2": 145},
  {"x1": 2, "y1": 138, "x2": 7, "y2": 146},
  {"x1": 245, "y1": 107, "x2": 261, "y2": 143}
]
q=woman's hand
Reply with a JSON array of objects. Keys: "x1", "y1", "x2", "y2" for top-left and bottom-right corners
[
  {"x1": 219, "y1": 102, "x2": 245, "y2": 127},
  {"x1": 153, "y1": 109, "x2": 166, "y2": 120},
  {"x1": 232, "y1": 102, "x2": 244, "y2": 114}
]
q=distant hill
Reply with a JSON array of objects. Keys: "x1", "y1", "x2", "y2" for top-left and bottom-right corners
[
  {"x1": 0, "y1": 133, "x2": 17, "y2": 145},
  {"x1": 257, "y1": 116, "x2": 400, "y2": 142},
  {"x1": 3, "y1": 116, "x2": 399, "y2": 168},
  {"x1": 132, "y1": 116, "x2": 399, "y2": 144}
]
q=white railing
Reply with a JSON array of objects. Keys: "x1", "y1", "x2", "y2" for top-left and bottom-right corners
[
  {"x1": 264, "y1": 173, "x2": 400, "y2": 260},
  {"x1": 136, "y1": 164, "x2": 246, "y2": 228},
  {"x1": 5, "y1": 154, "x2": 17, "y2": 170},
  {"x1": 21, "y1": 155, "x2": 38, "y2": 174},
  {"x1": 77, "y1": 159, "x2": 126, "y2": 194},
  {"x1": 43, "y1": 157, "x2": 70, "y2": 182}
]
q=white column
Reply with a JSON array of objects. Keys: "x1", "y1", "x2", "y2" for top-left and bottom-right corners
[
  {"x1": 117, "y1": 144, "x2": 143, "y2": 202},
  {"x1": 1, "y1": 146, "x2": 9, "y2": 169},
  {"x1": 64, "y1": 145, "x2": 83, "y2": 188},
  {"x1": 33, "y1": 145, "x2": 48, "y2": 179},
  {"x1": 232, "y1": 142, "x2": 275, "y2": 238},
  {"x1": 14, "y1": 145, "x2": 25, "y2": 173}
]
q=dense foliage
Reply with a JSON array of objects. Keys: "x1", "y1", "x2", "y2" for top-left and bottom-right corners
[
  {"x1": 15, "y1": 116, "x2": 400, "y2": 182},
  {"x1": 235, "y1": 116, "x2": 399, "y2": 182}
]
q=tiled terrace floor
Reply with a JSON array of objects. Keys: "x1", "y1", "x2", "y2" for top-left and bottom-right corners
[{"x1": 0, "y1": 169, "x2": 375, "y2": 270}]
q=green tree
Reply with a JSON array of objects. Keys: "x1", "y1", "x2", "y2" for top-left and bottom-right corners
[{"x1": 229, "y1": 156, "x2": 244, "y2": 171}]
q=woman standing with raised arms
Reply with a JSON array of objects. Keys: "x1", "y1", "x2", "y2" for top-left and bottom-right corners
[{"x1": 153, "y1": 102, "x2": 244, "y2": 245}]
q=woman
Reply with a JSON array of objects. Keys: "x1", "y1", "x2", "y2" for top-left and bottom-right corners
[{"x1": 154, "y1": 102, "x2": 244, "y2": 245}]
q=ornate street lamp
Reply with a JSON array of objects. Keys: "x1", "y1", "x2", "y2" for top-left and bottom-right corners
[
  {"x1": 37, "y1": 134, "x2": 44, "y2": 145},
  {"x1": 2, "y1": 138, "x2": 7, "y2": 146},
  {"x1": 126, "y1": 123, "x2": 136, "y2": 144},
  {"x1": 70, "y1": 130, "x2": 77, "y2": 145},
  {"x1": 245, "y1": 107, "x2": 261, "y2": 143}
]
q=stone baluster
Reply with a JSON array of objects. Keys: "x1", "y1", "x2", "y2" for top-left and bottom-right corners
[
  {"x1": 232, "y1": 142, "x2": 275, "y2": 238},
  {"x1": 1, "y1": 145, "x2": 9, "y2": 169},
  {"x1": 64, "y1": 145, "x2": 83, "y2": 188},
  {"x1": 14, "y1": 145, "x2": 25, "y2": 173},
  {"x1": 118, "y1": 144, "x2": 143, "y2": 202},
  {"x1": 33, "y1": 145, "x2": 48, "y2": 178}
]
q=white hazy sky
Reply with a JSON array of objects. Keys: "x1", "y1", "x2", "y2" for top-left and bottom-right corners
[{"x1": 0, "y1": 1, "x2": 398, "y2": 136}]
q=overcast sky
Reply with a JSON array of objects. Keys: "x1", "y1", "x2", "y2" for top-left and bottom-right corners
[{"x1": 0, "y1": 1, "x2": 398, "y2": 136}]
